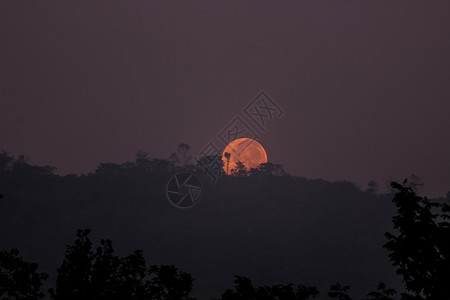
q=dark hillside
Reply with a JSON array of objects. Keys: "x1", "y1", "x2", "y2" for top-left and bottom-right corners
[{"x1": 0, "y1": 156, "x2": 402, "y2": 299}]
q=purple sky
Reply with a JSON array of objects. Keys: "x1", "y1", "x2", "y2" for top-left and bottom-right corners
[{"x1": 1, "y1": 1, "x2": 449, "y2": 197}]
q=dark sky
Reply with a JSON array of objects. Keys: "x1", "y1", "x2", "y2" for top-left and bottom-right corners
[{"x1": 1, "y1": 1, "x2": 449, "y2": 197}]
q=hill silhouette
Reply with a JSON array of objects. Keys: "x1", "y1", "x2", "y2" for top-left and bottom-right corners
[{"x1": 2, "y1": 150, "x2": 446, "y2": 299}]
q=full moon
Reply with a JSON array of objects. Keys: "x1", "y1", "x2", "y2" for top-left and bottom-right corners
[{"x1": 222, "y1": 138, "x2": 268, "y2": 174}]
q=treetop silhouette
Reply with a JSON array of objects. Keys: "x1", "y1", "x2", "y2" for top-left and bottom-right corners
[{"x1": 49, "y1": 229, "x2": 196, "y2": 300}]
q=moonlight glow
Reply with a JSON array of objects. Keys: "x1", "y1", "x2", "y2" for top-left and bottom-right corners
[{"x1": 222, "y1": 138, "x2": 268, "y2": 174}]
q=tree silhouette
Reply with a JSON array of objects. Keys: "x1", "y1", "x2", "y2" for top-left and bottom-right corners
[
  {"x1": 49, "y1": 229, "x2": 196, "y2": 300},
  {"x1": 149, "y1": 159, "x2": 171, "y2": 174},
  {"x1": 384, "y1": 181, "x2": 450, "y2": 300},
  {"x1": 95, "y1": 162, "x2": 123, "y2": 174},
  {"x1": 216, "y1": 276, "x2": 318, "y2": 300},
  {"x1": 248, "y1": 162, "x2": 286, "y2": 177},
  {"x1": 148, "y1": 265, "x2": 196, "y2": 300},
  {"x1": 366, "y1": 282, "x2": 396, "y2": 300},
  {"x1": 224, "y1": 152, "x2": 231, "y2": 175},
  {"x1": 49, "y1": 229, "x2": 94, "y2": 300},
  {"x1": 9, "y1": 154, "x2": 55, "y2": 176},
  {"x1": 366, "y1": 180, "x2": 379, "y2": 194},
  {"x1": 177, "y1": 143, "x2": 191, "y2": 167},
  {"x1": 328, "y1": 283, "x2": 351, "y2": 300},
  {"x1": 135, "y1": 151, "x2": 152, "y2": 171},
  {"x1": 169, "y1": 152, "x2": 180, "y2": 168},
  {"x1": 115, "y1": 250, "x2": 148, "y2": 299},
  {"x1": 0, "y1": 150, "x2": 14, "y2": 172},
  {"x1": 0, "y1": 248, "x2": 48, "y2": 300},
  {"x1": 90, "y1": 239, "x2": 122, "y2": 300},
  {"x1": 230, "y1": 161, "x2": 247, "y2": 177},
  {"x1": 403, "y1": 175, "x2": 424, "y2": 193}
]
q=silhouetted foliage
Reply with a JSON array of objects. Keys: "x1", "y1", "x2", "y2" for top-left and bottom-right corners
[
  {"x1": 169, "y1": 152, "x2": 180, "y2": 168},
  {"x1": 295, "y1": 284, "x2": 320, "y2": 300},
  {"x1": 403, "y1": 175, "x2": 424, "y2": 193},
  {"x1": 384, "y1": 181, "x2": 450, "y2": 300},
  {"x1": 135, "y1": 151, "x2": 152, "y2": 171},
  {"x1": 216, "y1": 276, "x2": 318, "y2": 300},
  {"x1": 149, "y1": 159, "x2": 171, "y2": 174},
  {"x1": 49, "y1": 229, "x2": 196, "y2": 300},
  {"x1": 366, "y1": 180, "x2": 379, "y2": 194},
  {"x1": 177, "y1": 143, "x2": 191, "y2": 167},
  {"x1": 223, "y1": 152, "x2": 231, "y2": 175},
  {"x1": 0, "y1": 248, "x2": 48, "y2": 300},
  {"x1": 95, "y1": 163, "x2": 123, "y2": 174},
  {"x1": 49, "y1": 229, "x2": 93, "y2": 300},
  {"x1": 366, "y1": 282, "x2": 396, "y2": 300},
  {"x1": 248, "y1": 162, "x2": 286, "y2": 177},
  {"x1": 0, "y1": 150, "x2": 14, "y2": 172},
  {"x1": 148, "y1": 265, "x2": 196, "y2": 300},
  {"x1": 230, "y1": 161, "x2": 247, "y2": 177},
  {"x1": 10, "y1": 155, "x2": 55, "y2": 176},
  {"x1": 328, "y1": 283, "x2": 351, "y2": 300}
]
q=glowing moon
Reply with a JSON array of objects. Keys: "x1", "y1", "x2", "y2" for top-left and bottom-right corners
[{"x1": 222, "y1": 138, "x2": 268, "y2": 174}]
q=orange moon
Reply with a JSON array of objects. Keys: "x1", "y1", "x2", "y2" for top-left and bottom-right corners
[{"x1": 222, "y1": 138, "x2": 268, "y2": 174}]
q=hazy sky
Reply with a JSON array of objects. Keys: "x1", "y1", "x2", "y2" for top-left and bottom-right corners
[{"x1": 1, "y1": 1, "x2": 449, "y2": 197}]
